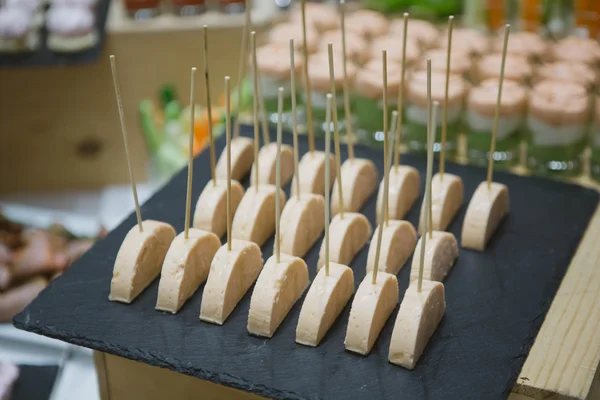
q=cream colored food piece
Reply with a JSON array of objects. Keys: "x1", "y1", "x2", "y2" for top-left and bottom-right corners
[
  {"x1": 232, "y1": 185, "x2": 286, "y2": 247},
  {"x1": 291, "y1": 151, "x2": 335, "y2": 196},
  {"x1": 156, "y1": 229, "x2": 221, "y2": 313},
  {"x1": 296, "y1": 263, "x2": 354, "y2": 347},
  {"x1": 199, "y1": 239, "x2": 263, "y2": 325},
  {"x1": 418, "y1": 173, "x2": 463, "y2": 233},
  {"x1": 279, "y1": 194, "x2": 325, "y2": 257},
  {"x1": 344, "y1": 272, "x2": 398, "y2": 355},
  {"x1": 250, "y1": 143, "x2": 295, "y2": 186},
  {"x1": 366, "y1": 220, "x2": 417, "y2": 276},
  {"x1": 247, "y1": 254, "x2": 309, "y2": 338},
  {"x1": 317, "y1": 213, "x2": 372, "y2": 269},
  {"x1": 410, "y1": 231, "x2": 458, "y2": 283},
  {"x1": 109, "y1": 220, "x2": 176, "y2": 303},
  {"x1": 389, "y1": 280, "x2": 446, "y2": 370},
  {"x1": 376, "y1": 165, "x2": 420, "y2": 222},
  {"x1": 215, "y1": 136, "x2": 254, "y2": 182},
  {"x1": 193, "y1": 179, "x2": 244, "y2": 238},
  {"x1": 331, "y1": 158, "x2": 378, "y2": 216},
  {"x1": 461, "y1": 181, "x2": 509, "y2": 251}
]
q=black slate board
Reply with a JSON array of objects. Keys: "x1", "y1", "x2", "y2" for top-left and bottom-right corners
[
  {"x1": 0, "y1": 0, "x2": 110, "y2": 67},
  {"x1": 12, "y1": 365, "x2": 58, "y2": 400},
  {"x1": 13, "y1": 125, "x2": 599, "y2": 400}
]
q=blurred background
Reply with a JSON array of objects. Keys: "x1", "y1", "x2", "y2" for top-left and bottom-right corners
[{"x1": 0, "y1": 0, "x2": 600, "y2": 399}]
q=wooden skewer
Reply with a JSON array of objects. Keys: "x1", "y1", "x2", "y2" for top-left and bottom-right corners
[
  {"x1": 339, "y1": 0, "x2": 354, "y2": 160},
  {"x1": 109, "y1": 55, "x2": 142, "y2": 232},
  {"x1": 418, "y1": 60, "x2": 433, "y2": 292},
  {"x1": 428, "y1": 102, "x2": 438, "y2": 239},
  {"x1": 256, "y1": 67, "x2": 271, "y2": 146},
  {"x1": 440, "y1": 15, "x2": 454, "y2": 179},
  {"x1": 290, "y1": 39, "x2": 301, "y2": 201},
  {"x1": 301, "y1": 0, "x2": 315, "y2": 153},
  {"x1": 251, "y1": 31, "x2": 260, "y2": 192},
  {"x1": 225, "y1": 76, "x2": 232, "y2": 252},
  {"x1": 184, "y1": 67, "x2": 197, "y2": 240},
  {"x1": 372, "y1": 110, "x2": 398, "y2": 285},
  {"x1": 202, "y1": 25, "x2": 216, "y2": 187},
  {"x1": 276, "y1": 87, "x2": 284, "y2": 263},
  {"x1": 328, "y1": 43, "x2": 345, "y2": 219},
  {"x1": 394, "y1": 12, "x2": 409, "y2": 168},
  {"x1": 488, "y1": 24, "x2": 511, "y2": 189},
  {"x1": 324, "y1": 93, "x2": 333, "y2": 277},
  {"x1": 382, "y1": 49, "x2": 389, "y2": 225},
  {"x1": 233, "y1": 0, "x2": 252, "y2": 139}
]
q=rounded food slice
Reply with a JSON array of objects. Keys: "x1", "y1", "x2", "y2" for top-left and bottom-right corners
[
  {"x1": 215, "y1": 136, "x2": 254, "y2": 182},
  {"x1": 199, "y1": 239, "x2": 263, "y2": 325},
  {"x1": 292, "y1": 151, "x2": 335, "y2": 196},
  {"x1": 295, "y1": 263, "x2": 354, "y2": 347},
  {"x1": 331, "y1": 158, "x2": 378, "y2": 216},
  {"x1": 366, "y1": 220, "x2": 417, "y2": 275},
  {"x1": 109, "y1": 220, "x2": 176, "y2": 303},
  {"x1": 232, "y1": 185, "x2": 286, "y2": 247},
  {"x1": 376, "y1": 165, "x2": 420, "y2": 222},
  {"x1": 345, "y1": 271, "x2": 398, "y2": 355},
  {"x1": 317, "y1": 213, "x2": 372, "y2": 269},
  {"x1": 279, "y1": 194, "x2": 325, "y2": 257},
  {"x1": 247, "y1": 254, "x2": 309, "y2": 338},
  {"x1": 250, "y1": 142, "x2": 295, "y2": 186},
  {"x1": 461, "y1": 181, "x2": 509, "y2": 251},
  {"x1": 156, "y1": 229, "x2": 221, "y2": 313},
  {"x1": 418, "y1": 172, "x2": 464, "y2": 233},
  {"x1": 409, "y1": 231, "x2": 458, "y2": 283},
  {"x1": 193, "y1": 179, "x2": 244, "y2": 238},
  {"x1": 389, "y1": 280, "x2": 446, "y2": 370}
]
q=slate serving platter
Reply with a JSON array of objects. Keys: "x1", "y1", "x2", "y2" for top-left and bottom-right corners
[
  {"x1": 14, "y1": 125, "x2": 599, "y2": 400},
  {"x1": 0, "y1": 0, "x2": 110, "y2": 67}
]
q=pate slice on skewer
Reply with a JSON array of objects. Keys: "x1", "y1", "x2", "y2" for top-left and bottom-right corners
[
  {"x1": 296, "y1": 94, "x2": 354, "y2": 348},
  {"x1": 200, "y1": 77, "x2": 264, "y2": 325},
  {"x1": 108, "y1": 56, "x2": 176, "y2": 304},
  {"x1": 247, "y1": 87, "x2": 309, "y2": 338}
]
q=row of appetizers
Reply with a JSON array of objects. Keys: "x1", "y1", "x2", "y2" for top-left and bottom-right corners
[
  {"x1": 0, "y1": 0, "x2": 98, "y2": 53},
  {"x1": 238, "y1": 4, "x2": 600, "y2": 178},
  {"x1": 107, "y1": 5, "x2": 511, "y2": 371},
  {"x1": 274, "y1": 4, "x2": 600, "y2": 67}
]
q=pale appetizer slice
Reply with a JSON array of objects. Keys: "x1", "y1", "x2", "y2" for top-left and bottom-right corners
[
  {"x1": 345, "y1": 271, "x2": 398, "y2": 355},
  {"x1": 409, "y1": 231, "x2": 458, "y2": 283},
  {"x1": 156, "y1": 228, "x2": 220, "y2": 313},
  {"x1": 330, "y1": 158, "x2": 378, "y2": 216},
  {"x1": 247, "y1": 254, "x2": 309, "y2": 338},
  {"x1": 317, "y1": 213, "x2": 372, "y2": 269},
  {"x1": 418, "y1": 173, "x2": 463, "y2": 233},
  {"x1": 279, "y1": 194, "x2": 325, "y2": 257},
  {"x1": 375, "y1": 165, "x2": 420, "y2": 222},
  {"x1": 292, "y1": 151, "x2": 335, "y2": 196},
  {"x1": 193, "y1": 179, "x2": 244, "y2": 238},
  {"x1": 366, "y1": 220, "x2": 416, "y2": 276},
  {"x1": 295, "y1": 262, "x2": 354, "y2": 347},
  {"x1": 250, "y1": 142, "x2": 295, "y2": 186},
  {"x1": 231, "y1": 185, "x2": 286, "y2": 247},
  {"x1": 109, "y1": 220, "x2": 176, "y2": 303},
  {"x1": 388, "y1": 279, "x2": 446, "y2": 370},
  {"x1": 461, "y1": 181, "x2": 508, "y2": 251},
  {"x1": 199, "y1": 239, "x2": 263, "y2": 325},
  {"x1": 215, "y1": 136, "x2": 254, "y2": 182}
]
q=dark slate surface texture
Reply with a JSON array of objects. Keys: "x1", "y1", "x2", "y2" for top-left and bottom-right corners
[
  {"x1": 12, "y1": 365, "x2": 58, "y2": 400},
  {"x1": 14, "y1": 125, "x2": 599, "y2": 400}
]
